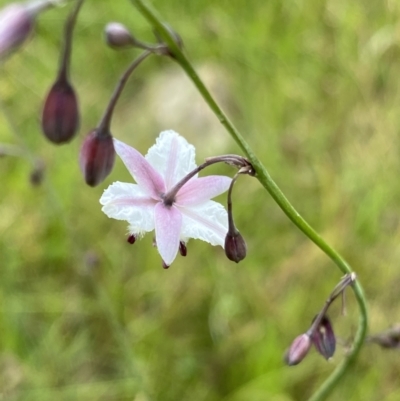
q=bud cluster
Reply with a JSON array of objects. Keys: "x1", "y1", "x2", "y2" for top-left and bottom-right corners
[
  {"x1": 0, "y1": 0, "x2": 187, "y2": 187},
  {"x1": 0, "y1": 1, "x2": 256, "y2": 270},
  {"x1": 284, "y1": 273, "x2": 356, "y2": 366}
]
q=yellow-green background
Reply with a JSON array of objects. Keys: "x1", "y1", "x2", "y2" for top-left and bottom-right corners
[{"x1": 1, "y1": 0, "x2": 400, "y2": 400}]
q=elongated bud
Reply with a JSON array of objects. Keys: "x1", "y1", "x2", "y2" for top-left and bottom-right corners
[
  {"x1": 0, "y1": 0, "x2": 54, "y2": 61},
  {"x1": 311, "y1": 316, "x2": 336, "y2": 360},
  {"x1": 104, "y1": 22, "x2": 135, "y2": 48},
  {"x1": 225, "y1": 229, "x2": 247, "y2": 263},
  {"x1": 79, "y1": 130, "x2": 115, "y2": 187},
  {"x1": 0, "y1": 3, "x2": 33, "y2": 61},
  {"x1": 42, "y1": 78, "x2": 79, "y2": 144},
  {"x1": 284, "y1": 333, "x2": 311, "y2": 366}
]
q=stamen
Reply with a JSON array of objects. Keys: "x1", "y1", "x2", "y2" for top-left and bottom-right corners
[
  {"x1": 179, "y1": 241, "x2": 187, "y2": 256},
  {"x1": 127, "y1": 234, "x2": 136, "y2": 244}
]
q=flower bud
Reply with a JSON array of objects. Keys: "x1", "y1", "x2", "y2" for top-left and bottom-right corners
[
  {"x1": 42, "y1": 78, "x2": 79, "y2": 144},
  {"x1": 104, "y1": 22, "x2": 135, "y2": 48},
  {"x1": 79, "y1": 130, "x2": 116, "y2": 187},
  {"x1": 0, "y1": 3, "x2": 33, "y2": 61},
  {"x1": 284, "y1": 333, "x2": 311, "y2": 366},
  {"x1": 224, "y1": 230, "x2": 247, "y2": 263},
  {"x1": 311, "y1": 316, "x2": 336, "y2": 360}
]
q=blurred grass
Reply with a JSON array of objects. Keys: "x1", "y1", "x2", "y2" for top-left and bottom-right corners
[{"x1": 1, "y1": 0, "x2": 400, "y2": 400}]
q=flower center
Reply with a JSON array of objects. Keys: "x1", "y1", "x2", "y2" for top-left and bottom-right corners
[{"x1": 161, "y1": 192, "x2": 175, "y2": 207}]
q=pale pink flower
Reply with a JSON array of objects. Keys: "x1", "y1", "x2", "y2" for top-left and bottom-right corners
[{"x1": 100, "y1": 130, "x2": 231, "y2": 266}]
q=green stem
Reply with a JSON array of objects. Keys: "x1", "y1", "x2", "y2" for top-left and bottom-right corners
[{"x1": 130, "y1": 1, "x2": 368, "y2": 400}]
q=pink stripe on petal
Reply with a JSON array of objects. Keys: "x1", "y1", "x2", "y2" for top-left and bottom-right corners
[
  {"x1": 114, "y1": 139, "x2": 166, "y2": 199},
  {"x1": 175, "y1": 176, "x2": 232, "y2": 206},
  {"x1": 179, "y1": 202, "x2": 228, "y2": 246},
  {"x1": 154, "y1": 203, "x2": 182, "y2": 266}
]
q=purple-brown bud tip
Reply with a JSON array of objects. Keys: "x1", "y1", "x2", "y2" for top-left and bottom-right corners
[
  {"x1": 179, "y1": 241, "x2": 187, "y2": 257},
  {"x1": 79, "y1": 130, "x2": 115, "y2": 187},
  {"x1": 224, "y1": 230, "x2": 247, "y2": 263},
  {"x1": 0, "y1": 3, "x2": 34, "y2": 61},
  {"x1": 284, "y1": 333, "x2": 312, "y2": 366},
  {"x1": 311, "y1": 316, "x2": 336, "y2": 360},
  {"x1": 127, "y1": 234, "x2": 136, "y2": 244},
  {"x1": 42, "y1": 78, "x2": 79, "y2": 144},
  {"x1": 104, "y1": 22, "x2": 135, "y2": 49}
]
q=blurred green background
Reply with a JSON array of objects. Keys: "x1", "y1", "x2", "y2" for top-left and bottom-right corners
[{"x1": 1, "y1": 0, "x2": 400, "y2": 400}]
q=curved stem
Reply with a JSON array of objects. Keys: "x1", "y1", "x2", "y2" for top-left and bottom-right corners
[
  {"x1": 164, "y1": 154, "x2": 247, "y2": 205},
  {"x1": 130, "y1": 1, "x2": 368, "y2": 400},
  {"x1": 57, "y1": 0, "x2": 84, "y2": 81},
  {"x1": 98, "y1": 50, "x2": 151, "y2": 135}
]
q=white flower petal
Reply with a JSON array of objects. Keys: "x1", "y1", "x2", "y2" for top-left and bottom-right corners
[
  {"x1": 179, "y1": 201, "x2": 228, "y2": 247},
  {"x1": 100, "y1": 181, "x2": 156, "y2": 232},
  {"x1": 176, "y1": 175, "x2": 232, "y2": 206},
  {"x1": 145, "y1": 130, "x2": 197, "y2": 190},
  {"x1": 113, "y1": 139, "x2": 166, "y2": 200},
  {"x1": 154, "y1": 203, "x2": 183, "y2": 266}
]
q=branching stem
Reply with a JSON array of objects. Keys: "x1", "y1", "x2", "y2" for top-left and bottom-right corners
[{"x1": 129, "y1": 1, "x2": 369, "y2": 400}]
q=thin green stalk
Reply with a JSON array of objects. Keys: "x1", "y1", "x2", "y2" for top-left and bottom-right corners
[{"x1": 130, "y1": 1, "x2": 368, "y2": 400}]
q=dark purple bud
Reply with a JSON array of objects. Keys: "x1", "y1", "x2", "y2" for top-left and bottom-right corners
[
  {"x1": 79, "y1": 130, "x2": 115, "y2": 187},
  {"x1": 127, "y1": 234, "x2": 136, "y2": 244},
  {"x1": 0, "y1": 3, "x2": 33, "y2": 61},
  {"x1": 284, "y1": 333, "x2": 311, "y2": 366},
  {"x1": 179, "y1": 241, "x2": 187, "y2": 256},
  {"x1": 224, "y1": 230, "x2": 247, "y2": 263},
  {"x1": 104, "y1": 22, "x2": 135, "y2": 48},
  {"x1": 42, "y1": 78, "x2": 79, "y2": 144},
  {"x1": 311, "y1": 316, "x2": 336, "y2": 360}
]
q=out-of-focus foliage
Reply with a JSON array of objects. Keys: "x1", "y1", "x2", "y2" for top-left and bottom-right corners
[{"x1": 1, "y1": 0, "x2": 400, "y2": 400}]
